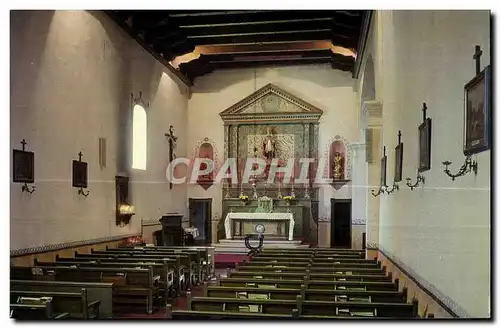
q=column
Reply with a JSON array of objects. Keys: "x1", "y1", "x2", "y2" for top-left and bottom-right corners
[
  {"x1": 350, "y1": 142, "x2": 367, "y2": 249},
  {"x1": 363, "y1": 100, "x2": 383, "y2": 250}
]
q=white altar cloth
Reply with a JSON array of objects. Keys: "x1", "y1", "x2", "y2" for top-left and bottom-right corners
[{"x1": 224, "y1": 212, "x2": 295, "y2": 241}]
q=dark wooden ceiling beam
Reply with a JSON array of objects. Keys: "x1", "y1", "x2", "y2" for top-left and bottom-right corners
[
  {"x1": 195, "y1": 41, "x2": 347, "y2": 55},
  {"x1": 187, "y1": 28, "x2": 332, "y2": 39},
  {"x1": 168, "y1": 10, "x2": 342, "y2": 26},
  {"x1": 203, "y1": 49, "x2": 334, "y2": 62},
  {"x1": 209, "y1": 57, "x2": 333, "y2": 69},
  {"x1": 189, "y1": 32, "x2": 358, "y2": 49},
  {"x1": 169, "y1": 10, "x2": 266, "y2": 17},
  {"x1": 179, "y1": 17, "x2": 332, "y2": 29},
  {"x1": 209, "y1": 56, "x2": 333, "y2": 64},
  {"x1": 180, "y1": 20, "x2": 359, "y2": 38}
]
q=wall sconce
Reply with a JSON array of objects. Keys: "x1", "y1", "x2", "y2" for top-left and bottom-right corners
[
  {"x1": 405, "y1": 172, "x2": 425, "y2": 191},
  {"x1": 371, "y1": 186, "x2": 385, "y2": 197},
  {"x1": 21, "y1": 183, "x2": 35, "y2": 194},
  {"x1": 78, "y1": 188, "x2": 90, "y2": 197},
  {"x1": 371, "y1": 146, "x2": 388, "y2": 198},
  {"x1": 118, "y1": 204, "x2": 135, "y2": 215},
  {"x1": 385, "y1": 182, "x2": 399, "y2": 194},
  {"x1": 442, "y1": 156, "x2": 478, "y2": 181}
]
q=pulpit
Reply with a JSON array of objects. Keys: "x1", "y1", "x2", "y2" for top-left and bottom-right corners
[{"x1": 159, "y1": 213, "x2": 184, "y2": 246}]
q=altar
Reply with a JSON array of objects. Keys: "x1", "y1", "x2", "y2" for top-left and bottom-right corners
[{"x1": 224, "y1": 212, "x2": 295, "y2": 241}]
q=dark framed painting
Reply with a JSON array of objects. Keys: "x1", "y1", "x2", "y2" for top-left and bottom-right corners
[
  {"x1": 418, "y1": 118, "x2": 432, "y2": 172},
  {"x1": 13, "y1": 149, "x2": 34, "y2": 183},
  {"x1": 394, "y1": 142, "x2": 403, "y2": 182},
  {"x1": 464, "y1": 65, "x2": 491, "y2": 155},
  {"x1": 380, "y1": 154, "x2": 387, "y2": 186},
  {"x1": 72, "y1": 160, "x2": 88, "y2": 188}
]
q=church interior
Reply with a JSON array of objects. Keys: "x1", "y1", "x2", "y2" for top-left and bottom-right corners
[{"x1": 9, "y1": 10, "x2": 491, "y2": 320}]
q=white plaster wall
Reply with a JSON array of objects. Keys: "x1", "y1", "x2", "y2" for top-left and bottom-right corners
[
  {"x1": 10, "y1": 10, "x2": 189, "y2": 250},
  {"x1": 187, "y1": 65, "x2": 359, "y2": 221},
  {"x1": 376, "y1": 10, "x2": 490, "y2": 318},
  {"x1": 128, "y1": 48, "x2": 189, "y2": 223}
]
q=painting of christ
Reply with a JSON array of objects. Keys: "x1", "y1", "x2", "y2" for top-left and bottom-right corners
[{"x1": 464, "y1": 65, "x2": 491, "y2": 155}]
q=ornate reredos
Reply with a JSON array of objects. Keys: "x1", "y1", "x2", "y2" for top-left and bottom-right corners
[{"x1": 219, "y1": 83, "x2": 323, "y2": 124}]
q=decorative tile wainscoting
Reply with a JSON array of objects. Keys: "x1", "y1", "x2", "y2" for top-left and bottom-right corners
[
  {"x1": 10, "y1": 234, "x2": 139, "y2": 266},
  {"x1": 367, "y1": 247, "x2": 466, "y2": 318}
]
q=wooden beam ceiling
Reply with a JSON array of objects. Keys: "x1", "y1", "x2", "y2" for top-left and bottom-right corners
[{"x1": 106, "y1": 10, "x2": 372, "y2": 84}]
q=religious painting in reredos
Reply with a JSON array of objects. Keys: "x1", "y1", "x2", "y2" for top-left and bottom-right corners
[
  {"x1": 418, "y1": 116, "x2": 432, "y2": 173},
  {"x1": 380, "y1": 153, "x2": 387, "y2": 187},
  {"x1": 13, "y1": 149, "x2": 34, "y2": 183},
  {"x1": 464, "y1": 65, "x2": 491, "y2": 155},
  {"x1": 72, "y1": 160, "x2": 88, "y2": 188}
]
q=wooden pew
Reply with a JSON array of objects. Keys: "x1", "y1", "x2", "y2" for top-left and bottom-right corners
[
  {"x1": 230, "y1": 270, "x2": 390, "y2": 283},
  {"x1": 219, "y1": 277, "x2": 400, "y2": 292},
  {"x1": 103, "y1": 247, "x2": 204, "y2": 284},
  {"x1": 234, "y1": 265, "x2": 385, "y2": 275},
  {"x1": 112, "y1": 245, "x2": 215, "y2": 281},
  {"x1": 219, "y1": 278, "x2": 304, "y2": 289},
  {"x1": 10, "y1": 302, "x2": 70, "y2": 320},
  {"x1": 10, "y1": 280, "x2": 114, "y2": 318},
  {"x1": 204, "y1": 285, "x2": 407, "y2": 303},
  {"x1": 229, "y1": 271, "x2": 389, "y2": 282},
  {"x1": 93, "y1": 248, "x2": 199, "y2": 282},
  {"x1": 300, "y1": 299, "x2": 417, "y2": 318},
  {"x1": 255, "y1": 252, "x2": 364, "y2": 259},
  {"x1": 187, "y1": 293, "x2": 298, "y2": 315},
  {"x1": 139, "y1": 246, "x2": 215, "y2": 279},
  {"x1": 241, "y1": 260, "x2": 380, "y2": 268},
  {"x1": 84, "y1": 250, "x2": 195, "y2": 289},
  {"x1": 36, "y1": 258, "x2": 175, "y2": 302},
  {"x1": 11, "y1": 265, "x2": 158, "y2": 314},
  {"x1": 248, "y1": 257, "x2": 377, "y2": 265},
  {"x1": 10, "y1": 289, "x2": 100, "y2": 319},
  {"x1": 179, "y1": 293, "x2": 416, "y2": 319},
  {"x1": 204, "y1": 284, "x2": 301, "y2": 300},
  {"x1": 170, "y1": 308, "x2": 294, "y2": 319},
  {"x1": 73, "y1": 253, "x2": 187, "y2": 294},
  {"x1": 261, "y1": 248, "x2": 365, "y2": 255}
]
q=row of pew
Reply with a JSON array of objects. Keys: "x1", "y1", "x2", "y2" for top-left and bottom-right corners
[
  {"x1": 10, "y1": 245, "x2": 215, "y2": 320},
  {"x1": 169, "y1": 248, "x2": 423, "y2": 319}
]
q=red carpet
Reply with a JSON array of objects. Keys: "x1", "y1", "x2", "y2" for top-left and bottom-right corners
[{"x1": 214, "y1": 253, "x2": 248, "y2": 268}]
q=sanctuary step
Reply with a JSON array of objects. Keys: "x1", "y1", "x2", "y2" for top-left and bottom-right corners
[{"x1": 213, "y1": 239, "x2": 310, "y2": 254}]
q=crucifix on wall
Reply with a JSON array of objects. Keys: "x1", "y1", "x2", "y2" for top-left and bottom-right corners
[{"x1": 165, "y1": 125, "x2": 177, "y2": 189}]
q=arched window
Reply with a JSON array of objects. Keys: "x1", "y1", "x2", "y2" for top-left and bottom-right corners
[{"x1": 132, "y1": 104, "x2": 147, "y2": 170}]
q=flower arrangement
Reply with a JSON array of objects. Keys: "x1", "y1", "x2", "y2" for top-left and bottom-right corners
[
  {"x1": 239, "y1": 194, "x2": 249, "y2": 203},
  {"x1": 283, "y1": 195, "x2": 295, "y2": 204}
]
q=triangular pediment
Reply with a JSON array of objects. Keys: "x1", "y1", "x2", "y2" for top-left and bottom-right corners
[{"x1": 220, "y1": 84, "x2": 323, "y2": 124}]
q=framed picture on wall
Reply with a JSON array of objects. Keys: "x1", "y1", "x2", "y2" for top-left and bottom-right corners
[
  {"x1": 380, "y1": 151, "x2": 387, "y2": 187},
  {"x1": 464, "y1": 65, "x2": 491, "y2": 155},
  {"x1": 13, "y1": 149, "x2": 34, "y2": 183},
  {"x1": 394, "y1": 142, "x2": 403, "y2": 182},
  {"x1": 72, "y1": 160, "x2": 88, "y2": 188},
  {"x1": 394, "y1": 131, "x2": 403, "y2": 182},
  {"x1": 418, "y1": 117, "x2": 432, "y2": 172}
]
